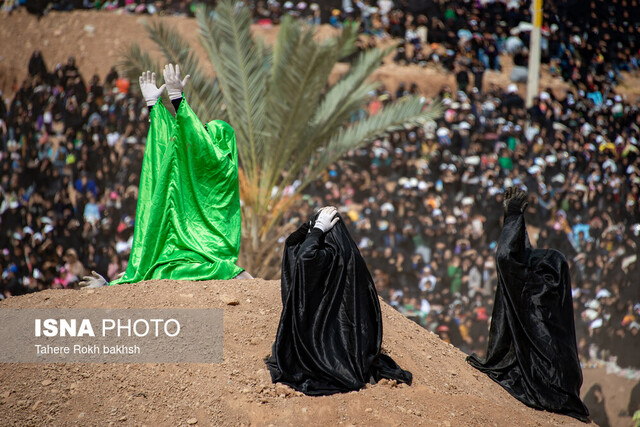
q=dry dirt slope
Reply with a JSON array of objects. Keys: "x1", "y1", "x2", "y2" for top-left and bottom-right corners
[
  {"x1": 4, "y1": 9, "x2": 640, "y2": 108},
  {"x1": 0, "y1": 279, "x2": 587, "y2": 426},
  {"x1": 0, "y1": 9, "x2": 578, "y2": 100}
]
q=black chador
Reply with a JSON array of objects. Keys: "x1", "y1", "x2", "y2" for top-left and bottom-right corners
[
  {"x1": 266, "y1": 210, "x2": 412, "y2": 395},
  {"x1": 467, "y1": 188, "x2": 589, "y2": 422}
]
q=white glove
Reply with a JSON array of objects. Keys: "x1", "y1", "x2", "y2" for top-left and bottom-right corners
[
  {"x1": 78, "y1": 271, "x2": 108, "y2": 288},
  {"x1": 314, "y1": 206, "x2": 340, "y2": 233},
  {"x1": 163, "y1": 64, "x2": 191, "y2": 100},
  {"x1": 139, "y1": 71, "x2": 166, "y2": 107}
]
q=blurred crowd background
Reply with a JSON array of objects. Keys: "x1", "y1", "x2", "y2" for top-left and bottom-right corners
[{"x1": 1, "y1": 0, "x2": 639, "y2": 396}]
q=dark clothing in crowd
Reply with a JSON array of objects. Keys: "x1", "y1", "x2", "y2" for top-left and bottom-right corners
[
  {"x1": 583, "y1": 384, "x2": 610, "y2": 427},
  {"x1": 0, "y1": 53, "x2": 147, "y2": 296},
  {"x1": 629, "y1": 381, "x2": 640, "y2": 416}
]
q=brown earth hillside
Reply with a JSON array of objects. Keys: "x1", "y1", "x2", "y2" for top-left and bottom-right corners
[
  {"x1": 0, "y1": 279, "x2": 589, "y2": 426},
  {"x1": 3, "y1": 8, "x2": 640, "y2": 103}
]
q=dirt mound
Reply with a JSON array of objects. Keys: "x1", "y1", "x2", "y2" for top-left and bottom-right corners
[
  {"x1": 0, "y1": 9, "x2": 460, "y2": 99},
  {"x1": 0, "y1": 279, "x2": 586, "y2": 426},
  {"x1": 4, "y1": 8, "x2": 640, "y2": 105}
]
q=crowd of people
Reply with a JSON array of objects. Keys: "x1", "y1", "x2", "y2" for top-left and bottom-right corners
[
  {"x1": 384, "y1": 0, "x2": 640, "y2": 89},
  {"x1": 1, "y1": 52, "x2": 145, "y2": 295},
  {"x1": 298, "y1": 79, "x2": 640, "y2": 373},
  {"x1": 1, "y1": 0, "x2": 639, "y2": 378},
  {"x1": 6, "y1": 0, "x2": 640, "y2": 91}
]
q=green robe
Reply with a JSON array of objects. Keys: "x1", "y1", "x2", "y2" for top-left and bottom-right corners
[{"x1": 111, "y1": 99, "x2": 242, "y2": 284}]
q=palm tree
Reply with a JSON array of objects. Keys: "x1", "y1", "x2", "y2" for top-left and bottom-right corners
[{"x1": 120, "y1": 0, "x2": 442, "y2": 278}]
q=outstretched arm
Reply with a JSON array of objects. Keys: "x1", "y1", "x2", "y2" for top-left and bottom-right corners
[
  {"x1": 496, "y1": 187, "x2": 530, "y2": 269},
  {"x1": 138, "y1": 70, "x2": 176, "y2": 191},
  {"x1": 139, "y1": 69, "x2": 174, "y2": 141}
]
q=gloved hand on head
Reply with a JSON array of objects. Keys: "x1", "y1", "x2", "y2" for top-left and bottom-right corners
[
  {"x1": 139, "y1": 71, "x2": 166, "y2": 107},
  {"x1": 163, "y1": 64, "x2": 191, "y2": 100},
  {"x1": 314, "y1": 206, "x2": 340, "y2": 233}
]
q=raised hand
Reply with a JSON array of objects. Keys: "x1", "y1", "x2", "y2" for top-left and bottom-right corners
[
  {"x1": 163, "y1": 64, "x2": 191, "y2": 100},
  {"x1": 503, "y1": 186, "x2": 528, "y2": 215},
  {"x1": 139, "y1": 71, "x2": 166, "y2": 107},
  {"x1": 314, "y1": 206, "x2": 340, "y2": 233}
]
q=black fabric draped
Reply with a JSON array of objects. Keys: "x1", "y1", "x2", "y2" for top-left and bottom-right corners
[
  {"x1": 266, "y1": 216, "x2": 412, "y2": 395},
  {"x1": 466, "y1": 210, "x2": 590, "y2": 422},
  {"x1": 583, "y1": 384, "x2": 610, "y2": 427},
  {"x1": 629, "y1": 381, "x2": 640, "y2": 417}
]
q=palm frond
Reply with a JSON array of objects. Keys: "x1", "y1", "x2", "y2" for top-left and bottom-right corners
[
  {"x1": 119, "y1": 43, "x2": 161, "y2": 81},
  {"x1": 196, "y1": 3, "x2": 268, "y2": 191},
  {"x1": 266, "y1": 44, "x2": 395, "y2": 204},
  {"x1": 307, "y1": 44, "x2": 396, "y2": 145},
  {"x1": 301, "y1": 97, "x2": 444, "y2": 190},
  {"x1": 259, "y1": 18, "x2": 363, "y2": 207},
  {"x1": 260, "y1": 17, "x2": 348, "y2": 208},
  {"x1": 266, "y1": 80, "x2": 380, "y2": 203},
  {"x1": 334, "y1": 20, "x2": 360, "y2": 62}
]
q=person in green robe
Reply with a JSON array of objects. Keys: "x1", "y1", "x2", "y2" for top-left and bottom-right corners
[{"x1": 81, "y1": 64, "x2": 251, "y2": 287}]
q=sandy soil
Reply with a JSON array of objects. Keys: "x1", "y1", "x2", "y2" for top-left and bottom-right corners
[
  {"x1": 0, "y1": 278, "x2": 594, "y2": 426},
  {"x1": 582, "y1": 368, "x2": 639, "y2": 427}
]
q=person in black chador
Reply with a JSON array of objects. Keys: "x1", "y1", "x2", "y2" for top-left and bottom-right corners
[
  {"x1": 466, "y1": 187, "x2": 590, "y2": 422},
  {"x1": 629, "y1": 381, "x2": 640, "y2": 421},
  {"x1": 266, "y1": 206, "x2": 412, "y2": 395},
  {"x1": 582, "y1": 384, "x2": 610, "y2": 427}
]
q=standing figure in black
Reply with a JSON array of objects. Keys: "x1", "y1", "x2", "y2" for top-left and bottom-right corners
[
  {"x1": 467, "y1": 188, "x2": 590, "y2": 422},
  {"x1": 266, "y1": 206, "x2": 412, "y2": 395}
]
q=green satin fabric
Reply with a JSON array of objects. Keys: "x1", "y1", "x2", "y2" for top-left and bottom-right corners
[{"x1": 110, "y1": 99, "x2": 243, "y2": 285}]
